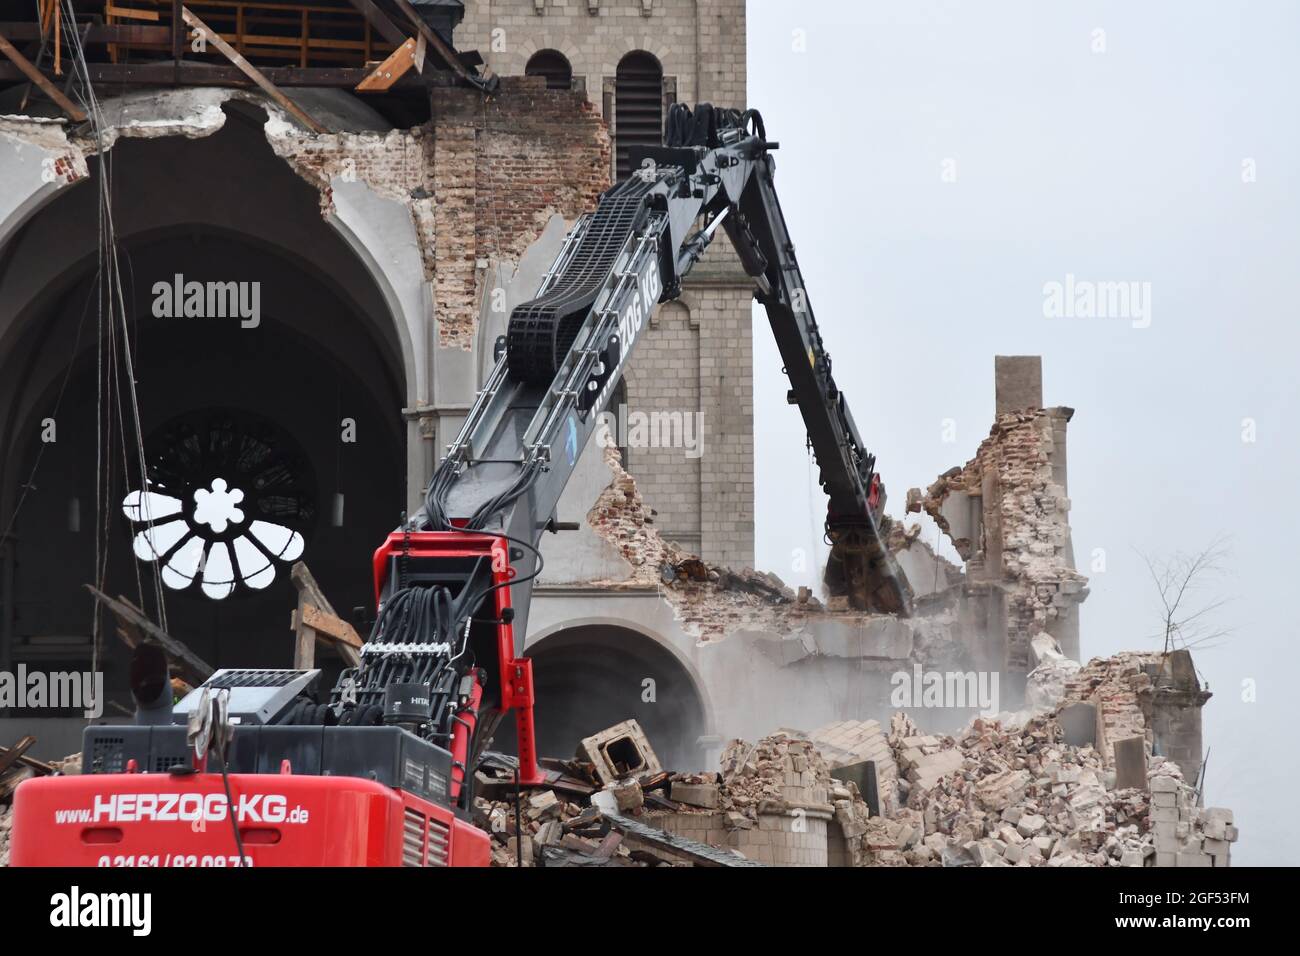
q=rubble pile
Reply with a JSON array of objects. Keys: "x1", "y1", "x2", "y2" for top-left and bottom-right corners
[
  {"x1": 587, "y1": 447, "x2": 954, "y2": 645},
  {"x1": 471, "y1": 788, "x2": 641, "y2": 868},
  {"x1": 885, "y1": 712, "x2": 1150, "y2": 866},
  {"x1": 460, "y1": 647, "x2": 1238, "y2": 869},
  {"x1": 1062, "y1": 650, "x2": 1161, "y2": 762},
  {"x1": 0, "y1": 651, "x2": 1236, "y2": 869},
  {"x1": 655, "y1": 735, "x2": 836, "y2": 865},
  {"x1": 860, "y1": 707, "x2": 1237, "y2": 867},
  {"x1": 466, "y1": 719, "x2": 745, "y2": 867},
  {"x1": 469, "y1": 730, "x2": 840, "y2": 867},
  {"x1": 715, "y1": 736, "x2": 832, "y2": 821}
]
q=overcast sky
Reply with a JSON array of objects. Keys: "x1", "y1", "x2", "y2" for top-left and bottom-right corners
[{"x1": 746, "y1": 0, "x2": 1299, "y2": 865}]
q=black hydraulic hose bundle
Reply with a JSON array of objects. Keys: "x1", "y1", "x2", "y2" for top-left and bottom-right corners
[
  {"x1": 421, "y1": 434, "x2": 546, "y2": 541},
  {"x1": 664, "y1": 102, "x2": 764, "y2": 149}
]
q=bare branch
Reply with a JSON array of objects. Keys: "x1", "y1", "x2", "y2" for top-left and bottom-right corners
[{"x1": 1135, "y1": 535, "x2": 1234, "y2": 655}]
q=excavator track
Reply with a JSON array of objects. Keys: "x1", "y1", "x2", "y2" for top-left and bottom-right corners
[{"x1": 507, "y1": 176, "x2": 658, "y2": 384}]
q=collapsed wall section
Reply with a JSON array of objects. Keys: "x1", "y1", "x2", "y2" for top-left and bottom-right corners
[
  {"x1": 263, "y1": 76, "x2": 611, "y2": 350},
  {"x1": 429, "y1": 76, "x2": 611, "y2": 349},
  {"x1": 909, "y1": 404, "x2": 1088, "y2": 670}
]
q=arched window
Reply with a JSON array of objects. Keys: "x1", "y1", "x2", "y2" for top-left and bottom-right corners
[
  {"x1": 525, "y1": 49, "x2": 573, "y2": 90},
  {"x1": 615, "y1": 51, "x2": 663, "y2": 180}
]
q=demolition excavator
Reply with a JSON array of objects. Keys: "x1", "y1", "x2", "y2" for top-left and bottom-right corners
[{"x1": 10, "y1": 104, "x2": 910, "y2": 867}]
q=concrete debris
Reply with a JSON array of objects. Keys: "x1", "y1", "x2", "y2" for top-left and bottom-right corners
[
  {"x1": 1062, "y1": 650, "x2": 1164, "y2": 767},
  {"x1": 596, "y1": 810, "x2": 763, "y2": 867},
  {"x1": 1, "y1": 665, "x2": 1236, "y2": 869},
  {"x1": 798, "y1": 719, "x2": 900, "y2": 816},
  {"x1": 670, "y1": 780, "x2": 720, "y2": 809},
  {"x1": 652, "y1": 735, "x2": 836, "y2": 865},
  {"x1": 603, "y1": 778, "x2": 645, "y2": 812},
  {"x1": 471, "y1": 728, "x2": 843, "y2": 866},
  {"x1": 577, "y1": 719, "x2": 662, "y2": 785},
  {"x1": 863, "y1": 709, "x2": 1238, "y2": 867},
  {"x1": 1026, "y1": 640, "x2": 1082, "y2": 713}
]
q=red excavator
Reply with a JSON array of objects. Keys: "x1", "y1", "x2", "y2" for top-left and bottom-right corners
[{"x1": 10, "y1": 104, "x2": 909, "y2": 867}]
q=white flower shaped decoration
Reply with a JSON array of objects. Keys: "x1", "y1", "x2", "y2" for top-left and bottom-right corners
[{"x1": 123, "y1": 478, "x2": 305, "y2": 600}]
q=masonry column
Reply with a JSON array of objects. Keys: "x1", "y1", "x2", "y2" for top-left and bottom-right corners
[
  {"x1": 1151, "y1": 649, "x2": 1213, "y2": 787},
  {"x1": 690, "y1": 0, "x2": 752, "y2": 567},
  {"x1": 691, "y1": 246, "x2": 754, "y2": 568}
]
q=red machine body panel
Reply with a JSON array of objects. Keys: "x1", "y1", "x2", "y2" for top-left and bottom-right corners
[
  {"x1": 10, "y1": 772, "x2": 490, "y2": 867},
  {"x1": 372, "y1": 530, "x2": 544, "y2": 785}
]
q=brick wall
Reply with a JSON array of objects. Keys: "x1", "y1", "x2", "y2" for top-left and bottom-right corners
[
  {"x1": 694, "y1": 276, "x2": 755, "y2": 567},
  {"x1": 265, "y1": 78, "x2": 611, "y2": 351},
  {"x1": 1063, "y1": 651, "x2": 1157, "y2": 767},
  {"x1": 450, "y1": 2, "x2": 755, "y2": 564},
  {"x1": 458, "y1": 0, "x2": 748, "y2": 112},
  {"x1": 623, "y1": 299, "x2": 702, "y2": 551},
  {"x1": 432, "y1": 76, "x2": 612, "y2": 348},
  {"x1": 915, "y1": 407, "x2": 1088, "y2": 672}
]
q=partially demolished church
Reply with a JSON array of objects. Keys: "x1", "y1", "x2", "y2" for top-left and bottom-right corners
[{"x1": 0, "y1": 1, "x2": 1234, "y2": 867}]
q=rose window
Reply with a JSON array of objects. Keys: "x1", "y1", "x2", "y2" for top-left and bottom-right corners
[{"x1": 122, "y1": 411, "x2": 315, "y2": 600}]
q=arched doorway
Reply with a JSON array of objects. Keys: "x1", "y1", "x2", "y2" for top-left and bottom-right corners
[{"x1": 516, "y1": 623, "x2": 708, "y2": 770}]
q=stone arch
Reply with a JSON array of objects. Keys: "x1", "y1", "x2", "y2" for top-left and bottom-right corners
[
  {"x1": 320, "y1": 185, "x2": 423, "y2": 410},
  {"x1": 510, "y1": 35, "x2": 582, "y2": 76},
  {"x1": 521, "y1": 618, "x2": 713, "y2": 770},
  {"x1": 0, "y1": 97, "x2": 413, "y2": 684},
  {"x1": 0, "y1": 93, "x2": 423, "y2": 413},
  {"x1": 600, "y1": 39, "x2": 673, "y2": 78},
  {"x1": 613, "y1": 50, "x2": 666, "y2": 180},
  {"x1": 524, "y1": 49, "x2": 575, "y2": 90}
]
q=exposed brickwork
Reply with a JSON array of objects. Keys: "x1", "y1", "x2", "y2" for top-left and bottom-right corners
[
  {"x1": 266, "y1": 78, "x2": 610, "y2": 350},
  {"x1": 584, "y1": 445, "x2": 801, "y2": 639},
  {"x1": 585, "y1": 444, "x2": 673, "y2": 585},
  {"x1": 913, "y1": 408, "x2": 1088, "y2": 671},
  {"x1": 584, "y1": 446, "x2": 918, "y2": 648},
  {"x1": 431, "y1": 121, "x2": 479, "y2": 335},
  {"x1": 264, "y1": 120, "x2": 439, "y2": 281},
  {"x1": 453, "y1": 2, "x2": 756, "y2": 558},
  {"x1": 1062, "y1": 651, "x2": 1160, "y2": 767},
  {"x1": 434, "y1": 77, "x2": 612, "y2": 348}
]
